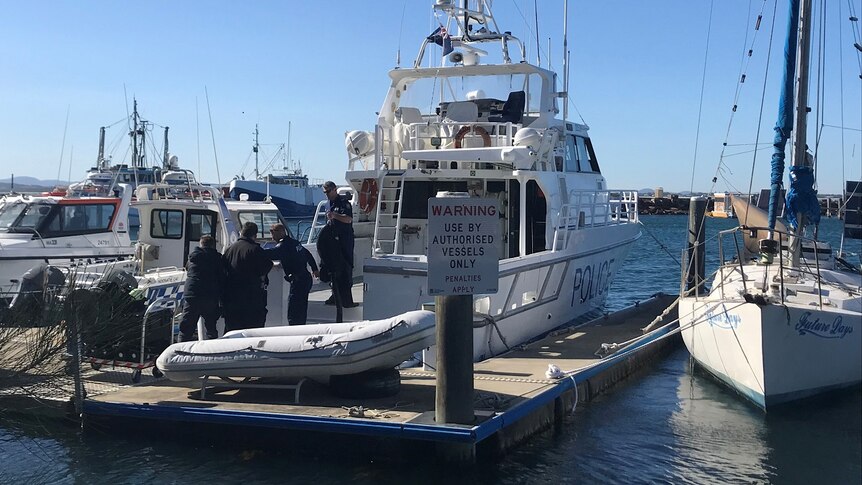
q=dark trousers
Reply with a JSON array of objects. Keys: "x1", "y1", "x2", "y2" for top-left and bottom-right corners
[
  {"x1": 334, "y1": 268, "x2": 354, "y2": 306},
  {"x1": 223, "y1": 291, "x2": 267, "y2": 334},
  {"x1": 287, "y1": 274, "x2": 312, "y2": 325},
  {"x1": 179, "y1": 297, "x2": 220, "y2": 342}
]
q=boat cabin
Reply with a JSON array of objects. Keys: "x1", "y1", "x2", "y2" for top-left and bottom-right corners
[{"x1": 133, "y1": 182, "x2": 287, "y2": 271}]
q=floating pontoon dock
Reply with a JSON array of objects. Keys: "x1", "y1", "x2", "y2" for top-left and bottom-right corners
[{"x1": 68, "y1": 290, "x2": 679, "y2": 463}]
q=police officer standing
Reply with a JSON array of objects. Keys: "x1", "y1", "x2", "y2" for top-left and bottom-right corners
[
  {"x1": 265, "y1": 223, "x2": 319, "y2": 325},
  {"x1": 322, "y1": 181, "x2": 357, "y2": 307},
  {"x1": 178, "y1": 235, "x2": 224, "y2": 341},
  {"x1": 222, "y1": 222, "x2": 273, "y2": 332}
]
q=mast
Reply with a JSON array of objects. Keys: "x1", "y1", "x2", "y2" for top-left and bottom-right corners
[
  {"x1": 130, "y1": 99, "x2": 139, "y2": 168},
  {"x1": 163, "y1": 126, "x2": 170, "y2": 168},
  {"x1": 287, "y1": 121, "x2": 292, "y2": 172},
  {"x1": 562, "y1": 0, "x2": 569, "y2": 123},
  {"x1": 789, "y1": 0, "x2": 815, "y2": 266},
  {"x1": 97, "y1": 126, "x2": 106, "y2": 169},
  {"x1": 253, "y1": 124, "x2": 260, "y2": 180}
]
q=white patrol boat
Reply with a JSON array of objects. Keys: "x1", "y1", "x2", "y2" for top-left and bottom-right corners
[
  {"x1": 0, "y1": 185, "x2": 134, "y2": 302},
  {"x1": 340, "y1": 0, "x2": 641, "y2": 361}
]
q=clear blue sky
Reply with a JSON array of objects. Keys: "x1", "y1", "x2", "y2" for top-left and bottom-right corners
[{"x1": 1, "y1": 1, "x2": 859, "y2": 194}]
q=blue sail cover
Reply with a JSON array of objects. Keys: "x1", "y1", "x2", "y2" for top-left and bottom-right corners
[
  {"x1": 767, "y1": 0, "x2": 800, "y2": 232},
  {"x1": 785, "y1": 165, "x2": 820, "y2": 228}
]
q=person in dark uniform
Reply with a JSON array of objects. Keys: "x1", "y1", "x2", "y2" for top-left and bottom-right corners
[
  {"x1": 178, "y1": 235, "x2": 224, "y2": 342},
  {"x1": 264, "y1": 223, "x2": 319, "y2": 325},
  {"x1": 322, "y1": 181, "x2": 357, "y2": 307},
  {"x1": 222, "y1": 222, "x2": 273, "y2": 332}
]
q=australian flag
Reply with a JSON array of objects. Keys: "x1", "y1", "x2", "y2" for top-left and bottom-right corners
[{"x1": 427, "y1": 26, "x2": 454, "y2": 57}]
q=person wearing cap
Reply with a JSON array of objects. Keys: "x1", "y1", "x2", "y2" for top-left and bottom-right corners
[{"x1": 322, "y1": 181, "x2": 357, "y2": 307}]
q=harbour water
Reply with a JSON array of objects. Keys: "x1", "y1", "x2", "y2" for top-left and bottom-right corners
[{"x1": 1, "y1": 215, "x2": 860, "y2": 483}]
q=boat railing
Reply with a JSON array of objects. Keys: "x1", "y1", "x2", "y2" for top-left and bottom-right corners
[
  {"x1": 709, "y1": 225, "x2": 841, "y2": 308},
  {"x1": 552, "y1": 190, "x2": 638, "y2": 251},
  {"x1": 359, "y1": 121, "x2": 523, "y2": 172},
  {"x1": 304, "y1": 199, "x2": 330, "y2": 245},
  {"x1": 403, "y1": 120, "x2": 516, "y2": 152},
  {"x1": 135, "y1": 182, "x2": 220, "y2": 204}
]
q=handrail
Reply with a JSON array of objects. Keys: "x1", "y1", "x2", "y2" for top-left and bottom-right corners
[{"x1": 551, "y1": 189, "x2": 639, "y2": 252}]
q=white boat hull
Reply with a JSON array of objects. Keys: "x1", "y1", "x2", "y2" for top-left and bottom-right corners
[
  {"x1": 364, "y1": 223, "x2": 640, "y2": 361},
  {"x1": 679, "y1": 298, "x2": 862, "y2": 409}
]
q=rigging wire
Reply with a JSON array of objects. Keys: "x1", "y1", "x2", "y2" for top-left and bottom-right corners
[
  {"x1": 204, "y1": 86, "x2": 222, "y2": 185},
  {"x1": 709, "y1": 0, "x2": 773, "y2": 201},
  {"x1": 839, "y1": 1, "x2": 847, "y2": 191},
  {"x1": 812, "y1": 0, "x2": 827, "y2": 189},
  {"x1": 741, "y1": 0, "x2": 779, "y2": 227},
  {"x1": 507, "y1": 0, "x2": 548, "y2": 65},
  {"x1": 688, "y1": 0, "x2": 716, "y2": 194},
  {"x1": 55, "y1": 105, "x2": 70, "y2": 182}
]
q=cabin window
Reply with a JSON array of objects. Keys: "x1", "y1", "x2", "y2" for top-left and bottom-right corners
[
  {"x1": 41, "y1": 203, "x2": 116, "y2": 236},
  {"x1": 187, "y1": 212, "x2": 215, "y2": 241},
  {"x1": 564, "y1": 135, "x2": 581, "y2": 172},
  {"x1": 151, "y1": 209, "x2": 183, "y2": 239},
  {"x1": 584, "y1": 138, "x2": 601, "y2": 173},
  {"x1": 237, "y1": 211, "x2": 284, "y2": 240}
]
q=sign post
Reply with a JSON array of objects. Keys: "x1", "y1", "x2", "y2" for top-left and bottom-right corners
[{"x1": 428, "y1": 193, "x2": 499, "y2": 426}]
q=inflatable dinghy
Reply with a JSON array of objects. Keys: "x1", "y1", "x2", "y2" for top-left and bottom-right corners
[{"x1": 156, "y1": 310, "x2": 435, "y2": 381}]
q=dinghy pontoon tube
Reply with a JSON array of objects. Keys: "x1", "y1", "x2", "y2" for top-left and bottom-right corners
[{"x1": 156, "y1": 310, "x2": 435, "y2": 381}]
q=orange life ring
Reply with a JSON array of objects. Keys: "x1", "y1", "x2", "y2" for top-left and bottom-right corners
[
  {"x1": 454, "y1": 125, "x2": 492, "y2": 148},
  {"x1": 358, "y1": 178, "x2": 379, "y2": 213}
]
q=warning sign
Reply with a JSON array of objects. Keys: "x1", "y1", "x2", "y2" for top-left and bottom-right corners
[{"x1": 427, "y1": 197, "x2": 499, "y2": 295}]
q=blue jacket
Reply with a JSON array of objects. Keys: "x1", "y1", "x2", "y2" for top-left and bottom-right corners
[{"x1": 264, "y1": 236, "x2": 318, "y2": 281}]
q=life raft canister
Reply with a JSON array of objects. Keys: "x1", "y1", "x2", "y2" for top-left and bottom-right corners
[
  {"x1": 454, "y1": 125, "x2": 492, "y2": 148},
  {"x1": 359, "y1": 178, "x2": 379, "y2": 213}
]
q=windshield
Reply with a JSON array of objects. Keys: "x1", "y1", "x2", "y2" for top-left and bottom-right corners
[
  {"x1": 0, "y1": 202, "x2": 55, "y2": 233},
  {"x1": 398, "y1": 73, "x2": 545, "y2": 117},
  {"x1": 236, "y1": 210, "x2": 287, "y2": 242}
]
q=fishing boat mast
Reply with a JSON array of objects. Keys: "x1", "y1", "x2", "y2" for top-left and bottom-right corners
[
  {"x1": 96, "y1": 126, "x2": 106, "y2": 170},
  {"x1": 162, "y1": 126, "x2": 170, "y2": 168},
  {"x1": 253, "y1": 123, "x2": 260, "y2": 180}
]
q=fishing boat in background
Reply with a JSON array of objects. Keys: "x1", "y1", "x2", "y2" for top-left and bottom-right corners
[
  {"x1": 679, "y1": 0, "x2": 862, "y2": 410},
  {"x1": 228, "y1": 124, "x2": 326, "y2": 218},
  {"x1": 336, "y1": 0, "x2": 641, "y2": 362}
]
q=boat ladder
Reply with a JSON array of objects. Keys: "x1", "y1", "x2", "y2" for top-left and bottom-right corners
[{"x1": 372, "y1": 172, "x2": 406, "y2": 255}]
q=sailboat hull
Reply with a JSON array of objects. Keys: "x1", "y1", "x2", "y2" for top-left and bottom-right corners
[{"x1": 680, "y1": 298, "x2": 862, "y2": 409}]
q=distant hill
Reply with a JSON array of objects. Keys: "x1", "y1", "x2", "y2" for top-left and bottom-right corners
[{"x1": 0, "y1": 176, "x2": 68, "y2": 188}]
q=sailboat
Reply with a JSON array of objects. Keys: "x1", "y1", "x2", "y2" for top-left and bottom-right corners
[
  {"x1": 679, "y1": 0, "x2": 862, "y2": 410},
  {"x1": 340, "y1": 0, "x2": 641, "y2": 362}
]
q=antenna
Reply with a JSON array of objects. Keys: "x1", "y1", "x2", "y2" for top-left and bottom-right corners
[
  {"x1": 534, "y1": 0, "x2": 541, "y2": 66},
  {"x1": 562, "y1": 0, "x2": 569, "y2": 123}
]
